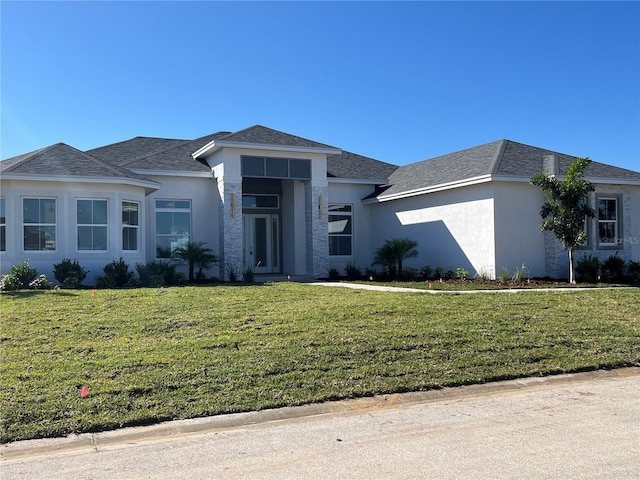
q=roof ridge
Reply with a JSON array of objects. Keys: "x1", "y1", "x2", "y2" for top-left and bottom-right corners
[
  {"x1": 2, "y1": 142, "x2": 66, "y2": 172},
  {"x1": 490, "y1": 139, "x2": 509, "y2": 174}
]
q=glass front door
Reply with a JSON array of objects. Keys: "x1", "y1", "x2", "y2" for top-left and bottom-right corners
[{"x1": 243, "y1": 214, "x2": 280, "y2": 274}]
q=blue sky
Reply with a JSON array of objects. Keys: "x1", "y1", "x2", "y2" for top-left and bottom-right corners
[{"x1": 2, "y1": 1, "x2": 639, "y2": 172}]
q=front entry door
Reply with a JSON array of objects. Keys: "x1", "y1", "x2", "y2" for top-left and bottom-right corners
[{"x1": 243, "y1": 214, "x2": 280, "y2": 274}]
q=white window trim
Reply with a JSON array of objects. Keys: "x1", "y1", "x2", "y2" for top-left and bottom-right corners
[
  {"x1": 597, "y1": 196, "x2": 622, "y2": 249},
  {"x1": 76, "y1": 198, "x2": 109, "y2": 252},
  {"x1": 155, "y1": 199, "x2": 192, "y2": 259},
  {"x1": 0, "y1": 198, "x2": 5, "y2": 252},
  {"x1": 328, "y1": 204, "x2": 353, "y2": 257},
  {"x1": 122, "y1": 200, "x2": 140, "y2": 252},
  {"x1": 22, "y1": 197, "x2": 57, "y2": 252}
]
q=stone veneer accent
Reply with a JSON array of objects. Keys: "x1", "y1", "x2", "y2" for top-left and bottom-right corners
[
  {"x1": 217, "y1": 177, "x2": 243, "y2": 280},
  {"x1": 305, "y1": 183, "x2": 329, "y2": 278}
]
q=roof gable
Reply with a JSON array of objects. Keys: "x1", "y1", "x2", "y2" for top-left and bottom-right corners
[
  {"x1": 376, "y1": 139, "x2": 640, "y2": 201},
  {"x1": 217, "y1": 125, "x2": 338, "y2": 150}
]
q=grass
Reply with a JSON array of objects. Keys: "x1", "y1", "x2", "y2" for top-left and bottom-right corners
[{"x1": 1, "y1": 284, "x2": 639, "y2": 443}]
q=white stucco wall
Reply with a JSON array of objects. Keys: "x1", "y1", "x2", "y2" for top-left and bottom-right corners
[
  {"x1": 145, "y1": 175, "x2": 220, "y2": 278},
  {"x1": 1, "y1": 179, "x2": 148, "y2": 285},
  {"x1": 369, "y1": 184, "x2": 496, "y2": 277},
  {"x1": 492, "y1": 181, "x2": 547, "y2": 278},
  {"x1": 327, "y1": 181, "x2": 377, "y2": 274}
]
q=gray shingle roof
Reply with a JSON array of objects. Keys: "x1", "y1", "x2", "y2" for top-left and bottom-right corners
[
  {"x1": 217, "y1": 125, "x2": 339, "y2": 150},
  {"x1": 0, "y1": 143, "x2": 157, "y2": 184},
  {"x1": 377, "y1": 140, "x2": 640, "y2": 199},
  {"x1": 87, "y1": 137, "x2": 189, "y2": 167},
  {"x1": 327, "y1": 150, "x2": 398, "y2": 180}
]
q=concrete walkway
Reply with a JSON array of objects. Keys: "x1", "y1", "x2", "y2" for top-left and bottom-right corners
[
  {"x1": 2, "y1": 368, "x2": 639, "y2": 479},
  {"x1": 310, "y1": 281, "x2": 620, "y2": 294}
]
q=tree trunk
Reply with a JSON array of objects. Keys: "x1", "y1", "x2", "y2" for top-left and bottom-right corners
[{"x1": 568, "y1": 249, "x2": 574, "y2": 284}]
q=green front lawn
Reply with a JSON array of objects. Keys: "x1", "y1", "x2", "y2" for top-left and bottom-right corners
[{"x1": 1, "y1": 284, "x2": 639, "y2": 442}]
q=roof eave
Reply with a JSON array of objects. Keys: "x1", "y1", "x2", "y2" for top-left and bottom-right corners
[
  {"x1": 192, "y1": 140, "x2": 342, "y2": 159},
  {"x1": 364, "y1": 175, "x2": 493, "y2": 204},
  {"x1": 1, "y1": 173, "x2": 161, "y2": 194},
  {"x1": 328, "y1": 177, "x2": 390, "y2": 185}
]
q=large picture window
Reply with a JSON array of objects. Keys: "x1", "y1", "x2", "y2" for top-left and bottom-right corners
[
  {"x1": 0, "y1": 198, "x2": 5, "y2": 252},
  {"x1": 23, "y1": 198, "x2": 56, "y2": 251},
  {"x1": 156, "y1": 199, "x2": 191, "y2": 258},
  {"x1": 598, "y1": 197, "x2": 620, "y2": 247},
  {"x1": 328, "y1": 204, "x2": 353, "y2": 256},
  {"x1": 77, "y1": 199, "x2": 108, "y2": 250},
  {"x1": 122, "y1": 201, "x2": 139, "y2": 251}
]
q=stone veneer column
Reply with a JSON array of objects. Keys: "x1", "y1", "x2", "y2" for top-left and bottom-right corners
[
  {"x1": 217, "y1": 176, "x2": 243, "y2": 280},
  {"x1": 305, "y1": 183, "x2": 329, "y2": 278}
]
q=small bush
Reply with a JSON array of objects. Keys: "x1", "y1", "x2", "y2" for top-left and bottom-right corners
[
  {"x1": 29, "y1": 274, "x2": 52, "y2": 290},
  {"x1": 419, "y1": 266, "x2": 433, "y2": 280},
  {"x1": 328, "y1": 266, "x2": 340, "y2": 280},
  {"x1": 626, "y1": 260, "x2": 640, "y2": 283},
  {"x1": 498, "y1": 268, "x2": 511, "y2": 283},
  {"x1": 0, "y1": 260, "x2": 39, "y2": 291},
  {"x1": 53, "y1": 258, "x2": 87, "y2": 288},
  {"x1": 364, "y1": 267, "x2": 378, "y2": 279},
  {"x1": 576, "y1": 254, "x2": 600, "y2": 283},
  {"x1": 601, "y1": 253, "x2": 625, "y2": 283},
  {"x1": 512, "y1": 265, "x2": 526, "y2": 283},
  {"x1": 96, "y1": 258, "x2": 135, "y2": 288},
  {"x1": 344, "y1": 261, "x2": 362, "y2": 280},
  {"x1": 242, "y1": 266, "x2": 255, "y2": 283},
  {"x1": 475, "y1": 268, "x2": 492, "y2": 282},
  {"x1": 434, "y1": 267, "x2": 444, "y2": 280},
  {"x1": 401, "y1": 267, "x2": 418, "y2": 280},
  {"x1": 225, "y1": 263, "x2": 240, "y2": 282},
  {"x1": 136, "y1": 261, "x2": 183, "y2": 287},
  {"x1": 455, "y1": 268, "x2": 469, "y2": 280}
]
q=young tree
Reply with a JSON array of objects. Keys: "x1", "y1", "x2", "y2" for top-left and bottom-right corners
[
  {"x1": 531, "y1": 157, "x2": 595, "y2": 283},
  {"x1": 172, "y1": 241, "x2": 219, "y2": 282},
  {"x1": 373, "y1": 237, "x2": 419, "y2": 279}
]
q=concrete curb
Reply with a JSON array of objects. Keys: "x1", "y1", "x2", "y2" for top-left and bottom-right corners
[{"x1": 3, "y1": 367, "x2": 638, "y2": 463}]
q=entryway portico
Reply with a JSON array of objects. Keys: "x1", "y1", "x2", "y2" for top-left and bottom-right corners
[{"x1": 191, "y1": 126, "x2": 341, "y2": 280}]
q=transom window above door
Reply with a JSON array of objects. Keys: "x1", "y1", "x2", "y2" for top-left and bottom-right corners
[{"x1": 241, "y1": 156, "x2": 311, "y2": 180}]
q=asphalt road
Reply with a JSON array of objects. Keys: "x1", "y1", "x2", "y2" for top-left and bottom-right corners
[{"x1": 2, "y1": 368, "x2": 639, "y2": 479}]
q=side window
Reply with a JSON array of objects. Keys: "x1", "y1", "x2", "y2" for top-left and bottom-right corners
[
  {"x1": 77, "y1": 199, "x2": 108, "y2": 251},
  {"x1": 597, "y1": 197, "x2": 620, "y2": 247},
  {"x1": 23, "y1": 198, "x2": 56, "y2": 251},
  {"x1": 328, "y1": 204, "x2": 353, "y2": 256},
  {"x1": 155, "y1": 199, "x2": 191, "y2": 258},
  {"x1": 122, "y1": 201, "x2": 140, "y2": 251}
]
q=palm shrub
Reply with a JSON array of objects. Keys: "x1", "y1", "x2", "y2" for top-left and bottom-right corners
[
  {"x1": 172, "y1": 241, "x2": 218, "y2": 283},
  {"x1": 626, "y1": 260, "x2": 640, "y2": 283},
  {"x1": 373, "y1": 237, "x2": 419, "y2": 279},
  {"x1": 53, "y1": 258, "x2": 87, "y2": 288}
]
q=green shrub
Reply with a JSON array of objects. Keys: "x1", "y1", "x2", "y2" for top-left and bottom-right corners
[
  {"x1": 225, "y1": 263, "x2": 240, "y2": 282},
  {"x1": 401, "y1": 267, "x2": 418, "y2": 280},
  {"x1": 96, "y1": 258, "x2": 135, "y2": 288},
  {"x1": 53, "y1": 258, "x2": 87, "y2": 288},
  {"x1": 434, "y1": 267, "x2": 444, "y2": 280},
  {"x1": 576, "y1": 254, "x2": 600, "y2": 283},
  {"x1": 498, "y1": 268, "x2": 511, "y2": 283},
  {"x1": 475, "y1": 268, "x2": 492, "y2": 282},
  {"x1": 136, "y1": 261, "x2": 183, "y2": 287},
  {"x1": 29, "y1": 274, "x2": 52, "y2": 290},
  {"x1": 328, "y1": 266, "x2": 340, "y2": 280},
  {"x1": 419, "y1": 266, "x2": 433, "y2": 279},
  {"x1": 0, "y1": 260, "x2": 38, "y2": 291},
  {"x1": 242, "y1": 265, "x2": 255, "y2": 283},
  {"x1": 626, "y1": 260, "x2": 640, "y2": 283},
  {"x1": 455, "y1": 268, "x2": 470, "y2": 280},
  {"x1": 344, "y1": 261, "x2": 362, "y2": 280},
  {"x1": 601, "y1": 253, "x2": 625, "y2": 283}
]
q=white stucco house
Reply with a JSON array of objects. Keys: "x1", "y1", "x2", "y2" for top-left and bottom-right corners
[{"x1": 1, "y1": 125, "x2": 639, "y2": 284}]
